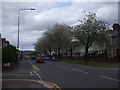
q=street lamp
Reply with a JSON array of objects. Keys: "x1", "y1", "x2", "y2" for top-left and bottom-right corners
[
  {"x1": 17, "y1": 8, "x2": 35, "y2": 62},
  {"x1": 18, "y1": 8, "x2": 35, "y2": 50}
]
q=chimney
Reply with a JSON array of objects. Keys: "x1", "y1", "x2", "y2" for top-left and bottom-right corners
[{"x1": 112, "y1": 23, "x2": 120, "y2": 31}]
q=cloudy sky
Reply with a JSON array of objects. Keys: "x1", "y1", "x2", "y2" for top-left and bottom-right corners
[{"x1": 1, "y1": 0, "x2": 119, "y2": 51}]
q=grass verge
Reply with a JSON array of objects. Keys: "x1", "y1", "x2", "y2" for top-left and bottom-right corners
[{"x1": 60, "y1": 59, "x2": 119, "y2": 68}]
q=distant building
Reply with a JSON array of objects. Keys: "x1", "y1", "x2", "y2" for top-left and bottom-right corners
[
  {"x1": 2, "y1": 38, "x2": 6, "y2": 47},
  {"x1": 2, "y1": 38, "x2": 10, "y2": 47},
  {"x1": 21, "y1": 50, "x2": 33, "y2": 57},
  {"x1": 0, "y1": 33, "x2": 11, "y2": 48}
]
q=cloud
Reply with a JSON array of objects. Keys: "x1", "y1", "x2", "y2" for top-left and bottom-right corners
[
  {"x1": 20, "y1": 30, "x2": 45, "y2": 49},
  {"x1": 2, "y1": 0, "x2": 119, "y2": 2},
  {"x1": 72, "y1": 0, "x2": 119, "y2": 2},
  {"x1": 96, "y1": 3, "x2": 118, "y2": 25},
  {"x1": 1, "y1": 2, "x2": 118, "y2": 50},
  {"x1": 30, "y1": 3, "x2": 85, "y2": 28}
]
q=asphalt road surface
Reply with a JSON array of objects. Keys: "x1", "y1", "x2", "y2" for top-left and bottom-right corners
[
  {"x1": 2, "y1": 58, "x2": 119, "y2": 89},
  {"x1": 29, "y1": 59, "x2": 119, "y2": 88},
  {"x1": 2, "y1": 59, "x2": 54, "y2": 89}
]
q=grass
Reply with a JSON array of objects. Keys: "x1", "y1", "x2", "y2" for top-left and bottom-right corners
[{"x1": 60, "y1": 59, "x2": 119, "y2": 68}]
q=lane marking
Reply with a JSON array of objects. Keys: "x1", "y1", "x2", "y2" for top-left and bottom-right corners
[
  {"x1": 1, "y1": 79, "x2": 39, "y2": 83},
  {"x1": 33, "y1": 71, "x2": 43, "y2": 81},
  {"x1": 3, "y1": 73, "x2": 31, "y2": 75},
  {"x1": 47, "y1": 82, "x2": 62, "y2": 90},
  {"x1": 28, "y1": 60, "x2": 39, "y2": 72},
  {"x1": 28, "y1": 60, "x2": 62, "y2": 89},
  {"x1": 33, "y1": 71, "x2": 57, "y2": 88},
  {"x1": 2, "y1": 61, "x2": 61, "y2": 89},
  {"x1": 99, "y1": 75, "x2": 120, "y2": 82},
  {"x1": 30, "y1": 72, "x2": 33, "y2": 76},
  {"x1": 72, "y1": 69, "x2": 89, "y2": 74},
  {"x1": 1, "y1": 79, "x2": 55, "y2": 88}
]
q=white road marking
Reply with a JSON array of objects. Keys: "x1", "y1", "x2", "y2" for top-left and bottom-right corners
[
  {"x1": 28, "y1": 60, "x2": 39, "y2": 72},
  {"x1": 27, "y1": 60, "x2": 55, "y2": 88},
  {"x1": 99, "y1": 75, "x2": 120, "y2": 82},
  {"x1": 33, "y1": 71, "x2": 36, "y2": 73},
  {"x1": 72, "y1": 69, "x2": 89, "y2": 74},
  {"x1": 33, "y1": 71, "x2": 54, "y2": 88},
  {"x1": 30, "y1": 72, "x2": 33, "y2": 76},
  {"x1": 33, "y1": 71, "x2": 43, "y2": 81}
]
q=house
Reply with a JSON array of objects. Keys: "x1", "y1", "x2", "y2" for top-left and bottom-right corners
[
  {"x1": 64, "y1": 23, "x2": 120, "y2": 60},
  {"x1": 0, "y1": 33, "x2": 11, "y2": 48},
  {"x1": 107, "y1": 23, "x2": 120, "y2": 58},
  {"x1": 2, "y1": 38, "x2": 10, "y2": 47}
]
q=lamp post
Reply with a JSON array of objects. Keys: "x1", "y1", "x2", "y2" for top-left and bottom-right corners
[{"x1": 17, "y1": 8, "x2": 35, "y2": 63}]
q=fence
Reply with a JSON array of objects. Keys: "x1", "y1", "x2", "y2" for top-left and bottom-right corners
[{"x1": 63, "y1": 49, "x2": 120, "y2": 63}]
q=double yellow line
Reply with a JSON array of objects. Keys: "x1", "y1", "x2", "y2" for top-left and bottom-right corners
[
  {"x1": 27, "y1": 60, "x2": 62, "y2": 90},
  {"x1": 1, "y1": 79, "x2": 39, "y2": 83},
  {"x1": 47, "y1": 82, "x2": 62, "y2": 90},
  {"x1": 1, "y1": 79, "x2": 62, "y2": 90}
]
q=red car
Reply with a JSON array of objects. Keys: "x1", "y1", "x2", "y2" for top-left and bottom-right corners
[{"x1": 36, "y1": 57, "x2": 45, "y2": 63}]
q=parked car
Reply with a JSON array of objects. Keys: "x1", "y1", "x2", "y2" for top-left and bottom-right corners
[
  {"x1": 52, "y1": 57, "x2": 60, "y2": 61},
  {"x1": 52, "y1": 55, "x2": 60, "y2": 61},
  {"x1": 44, "y1": 57, "x2": 51, "y2": 60},
  {"x1": 25, "y1": 56, "x2": 29, "y2": 59},
  {"x1": 31, "y1": 56, "x2": 38, "y2": 60},
  {"x1": 36, "y1": 57, "x2": 45, "y2": 63}
]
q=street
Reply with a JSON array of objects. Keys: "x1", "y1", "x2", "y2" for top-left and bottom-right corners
[
  {"x1": 29, "y1": 59, "x2": 119, "y2": 88},
  {"x1": 2, "y1": 58, "x2": 119, "y2": 89},
  {"x1": 2, "y1": 59, "x2": 54, "y2": 89},
  {"x1": 1, "y1": 1, "x2": 120, "y2": 90}
]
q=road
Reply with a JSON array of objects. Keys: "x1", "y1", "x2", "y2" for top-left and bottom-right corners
[
  {"x1": 2, "y1": 58, "x2": 119, "y2": 89},
  {"x1": 2, "y1": 59, "x2": 54, "y2": 89},
  {"x1": 29, "y1": 59, "x2": 119, "y2": 88}
]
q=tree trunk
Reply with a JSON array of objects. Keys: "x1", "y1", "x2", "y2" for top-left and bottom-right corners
[
  {"x1": 49, "y1": 49, "x2": 51, "y2": 56},
  {"x1": 44, "y1": 51, "x2": 47, "y2": 56},
  {"x1": 70, "y1": 47, "x2": 73, "y2": 57},
  {"x1": 85, "y1": 46, "x2": 89, "y2": 63},
  {"x1": 57, "y1": 47, "x2": 61, "y2": 60},
  {"x1": 58, "y1": 48, "x2": 61, "y2": 56}
]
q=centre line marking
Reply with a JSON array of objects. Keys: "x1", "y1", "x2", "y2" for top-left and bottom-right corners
[
  {"x1": 99, "y1": 75, "x2": 120, "y2": 82},
  {"x1": 72, "y1": 69, "x2": 89, "y2": 74}
]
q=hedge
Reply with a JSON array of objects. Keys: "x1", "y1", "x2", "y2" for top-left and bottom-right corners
[{"x1": 2, "y1": 45, "x2": 18, "y2": 64}]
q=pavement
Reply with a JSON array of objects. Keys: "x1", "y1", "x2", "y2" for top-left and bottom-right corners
[
  {"x1": 2, "y1": 58, "x2": 119, "y2": 89},
  {"x1": 2, "y1": 58, "x2": 54, "y2": 89}
]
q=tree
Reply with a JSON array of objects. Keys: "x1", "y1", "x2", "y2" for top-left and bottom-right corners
[
  {"x1": 74, "y1": 12, "x2": 111, "y2": 63},
  {"x1": 49, "y1": 23, "x2": 71, "y2": 56},
  {"x1": 2, "y1": 45, "x2": 18, "y2": 64},
  {"x1": 34, "y1": 37, "x2": 47, "y2": 56},
  {"x1": 34, "y1": 23, "x2": 72, "y2": 57}
]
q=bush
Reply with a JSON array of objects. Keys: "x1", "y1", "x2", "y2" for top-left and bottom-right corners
[
  {"x1": 95, "y1": 53, "x2": 106, "y2": 58},
  {"x1": 88, "y1": 52, "x2": 106, "y2": 58},
  {"x1": 2, "y1": 45, "x2": 18, "y2": 64}
]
